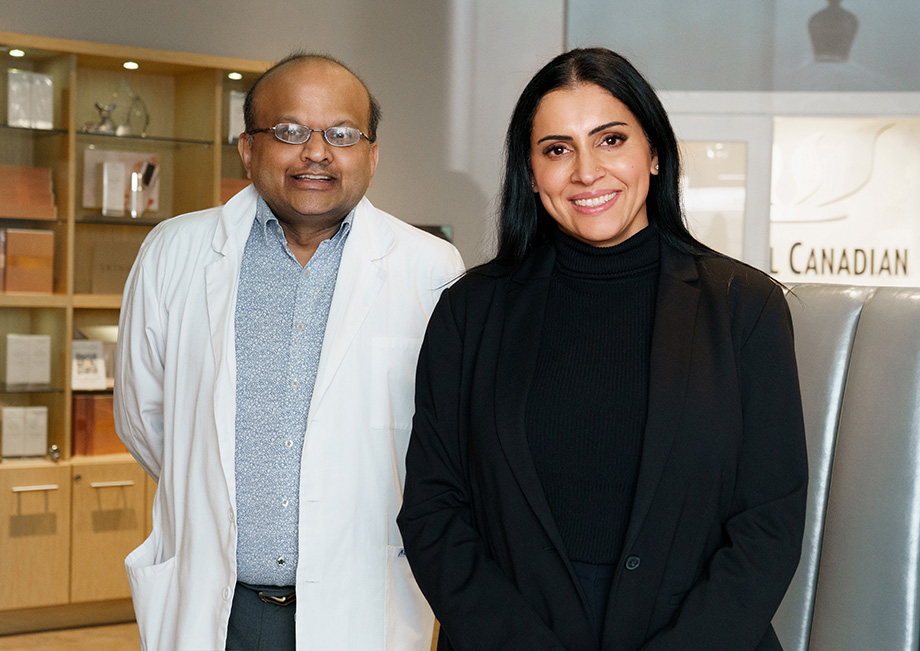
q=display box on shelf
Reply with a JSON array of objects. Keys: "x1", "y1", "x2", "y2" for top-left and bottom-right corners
[
  {"x1": 1, "y1": 405, "x2": 48, "y2": 458},
  {"x1": 221, "y1": 178, "x2": 250, "y2": 205},
  {"x1": 82, "y1": 149, "x2": 160, "y2": 217},
  {"x1": 0, "y1": 228, "x2": 54, "y2": 293},
  {"x1": 6, "y1": 69, "x2": 54, "y2": 130},
  {"x1": 72, "y1": 393, "x2": 125, "y2": 456},
  {"x1": 91, "y1": 241, "x2": 138, "y2": 295},
  {"x1": 5, "y1": 333, "x2": 51, "y2": 386},
  {"x1": 0, "y1": 165, "x2": 57, "y2": 220},
  {"x1": 71, "y1": 339, "x2": 107, "y2": 391},
  {"x1": 74, "y1": 326, "x2": 117, "y2": 387},
  {"x1": 228, "y1": 90, "x2": 245, "y2": 143}
]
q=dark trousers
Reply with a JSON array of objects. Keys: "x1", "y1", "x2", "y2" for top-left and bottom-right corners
[
  {"x1": 571, "y1": 560, "x2": 617, "y2": 644},
  {"x1": 226, "y1": 583, "x2": 296, "y2": 651}
]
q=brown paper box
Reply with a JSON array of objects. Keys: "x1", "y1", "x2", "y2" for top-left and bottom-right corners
[
  {"x1": 72, "y1": 394, "x2": 126, "y2": 456},
  {"x1": 4, "y1": 228, "x2": 54, "y2": 293},
  {"x1": 0, "y1": 166, "x2": 57, "y2": 221},
  {"x1": 221, "y1": 178, "x2": 250, "y2": 205},
  {"x1": 91, "y1": 242, "x2": 138, "y2": 295}
]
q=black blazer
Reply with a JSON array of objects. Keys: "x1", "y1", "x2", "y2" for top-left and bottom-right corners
[{"x1": 397, "y1": 237, "x2": 808, "y2": 651}]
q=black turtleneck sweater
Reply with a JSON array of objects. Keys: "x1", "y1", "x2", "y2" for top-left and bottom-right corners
[{"x1": 525, "y1": 225, "x2": 660, "y2": 564}]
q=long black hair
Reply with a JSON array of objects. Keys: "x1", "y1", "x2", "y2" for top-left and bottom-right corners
[{"x1": 494, "y1": 47, "x2": 710, "y2": 265}]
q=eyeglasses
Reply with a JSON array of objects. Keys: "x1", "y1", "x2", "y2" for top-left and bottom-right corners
[{"x1": 246, "y1": 123, "x2": 372, "y2": 147}]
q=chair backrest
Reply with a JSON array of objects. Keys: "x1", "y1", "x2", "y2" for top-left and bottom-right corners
[
  {"x1": 773, "y1": 284, "x2": 874, "y2": 651},
  {"x1": 773, "y1": 284, "x2": 920, "y2": 651},
  {"x1": 807, "y1": 287, "x2": 920, "y2": 650}
]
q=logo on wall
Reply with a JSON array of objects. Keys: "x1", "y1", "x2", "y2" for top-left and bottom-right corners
[{"x1": 770, "y1": 117, "x2": 918, "y2": 286}]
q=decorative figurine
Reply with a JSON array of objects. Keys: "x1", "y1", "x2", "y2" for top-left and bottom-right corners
[
  {"x1": 84, "y1": 102, "x2": 117, "y2": 133},
  {"x1": 81, "y1": 79, "x2": 150, "y2": 136}
]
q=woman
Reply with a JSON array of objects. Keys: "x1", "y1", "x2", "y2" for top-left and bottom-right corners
[{"x1": 397, "y1": 48, "x2": 807, "y2": 651}]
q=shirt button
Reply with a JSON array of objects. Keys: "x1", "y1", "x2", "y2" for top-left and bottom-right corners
[
  {"x1": 285, "y1": 439, "x2": 294, "y2": 448},
  {"x1": 227, "y1": 508, "x2": 235, "y2": 524},
  {"x1": 625, "y1": 555, "x2": 641, "y2": 571},
  {"x1": 291, "y1": 379, "x2": 299, "y2": 387},
  {"x1": 295, "y1": 322, "x2": 304, "y2": 331},
  {"x1": 222, "y1": 587, "x2": 232, "y2": 600},
  {"x1": 281, "y1": 498, "x2": 289, "y2": 508},
  {"x1": 277, "y1": 557, "x2": 286, "y2": 567},
  {"x1": 302, "y1": 268, "x2": 310, "y2": 278}
]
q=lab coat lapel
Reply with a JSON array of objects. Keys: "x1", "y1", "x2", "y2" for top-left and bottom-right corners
[
  {"x1": 311, "y1": 198, "x2": 388, "y2": 409},
  {"x1": 205, "y1": 186, "x2": 257, "y2": 493}
]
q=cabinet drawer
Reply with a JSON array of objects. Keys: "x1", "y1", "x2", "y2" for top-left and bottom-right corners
[
  {"x1": 0, "y1": 464, "x2": 71, "y2": 609},
  {"x1": 70, "y1": 458, "x2": 147, "y2": 602}
]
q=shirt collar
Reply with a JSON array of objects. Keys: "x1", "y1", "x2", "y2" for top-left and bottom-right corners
[{"x1": 254, "y1": 195, "x2": 355, "y2": 244}]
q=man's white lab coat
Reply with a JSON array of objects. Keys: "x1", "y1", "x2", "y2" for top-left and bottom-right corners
[{"x1": 114, "y1": 185, "x2": 463, "y2": 650}]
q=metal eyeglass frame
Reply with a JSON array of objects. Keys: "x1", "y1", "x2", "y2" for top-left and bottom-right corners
[{"x1": 245, "y1": 123, "x2": 372, "y2": 147}]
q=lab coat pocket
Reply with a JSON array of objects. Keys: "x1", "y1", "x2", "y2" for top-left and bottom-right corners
[
  {"x1": 371, "y1": 337, "x2": 422, "y2": 431},
  {"x1": 385, "y1": 545, "x2": 434, "y2": 651},
  {"x1": 125, "y1": 533, "x2": 179, "y2": 651}
]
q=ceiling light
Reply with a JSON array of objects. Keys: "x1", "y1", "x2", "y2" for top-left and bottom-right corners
[
  {"x1": 123, "y1": 61, "x2": 139, "y2": 70},
  {"x1": 9, "y1": 49, "x2": 25, "y2": 58},
  {"x1": 228, "y1": 72, "x2": 243, "y2": 81}
]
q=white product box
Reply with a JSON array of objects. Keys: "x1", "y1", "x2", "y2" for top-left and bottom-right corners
[
  {"x1": 1, "y1": 405, "x2": 48, "y2": 458},
  {"x1": 7, "y1": 69, "x2": 54, "y2": 130},
  {"x1": 6, "y1": 334, "x2": 52, "y2": 386},
  {"x1": 228, "y1": 90, "x2": 245, "y2": 143},
  {"x1": 101, "y1": 161, "x2": 126, "y2": 217}
]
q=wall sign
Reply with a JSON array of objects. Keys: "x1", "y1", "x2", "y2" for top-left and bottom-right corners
[{"x1": 770, "y1": 116, "x2": 920, "y2": 286}]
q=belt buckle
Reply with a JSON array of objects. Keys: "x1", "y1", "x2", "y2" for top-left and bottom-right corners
[{"x1": 257, "y1": 591, "x2": 296, "y2": 607}]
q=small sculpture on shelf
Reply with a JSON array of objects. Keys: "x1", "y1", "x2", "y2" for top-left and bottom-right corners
[
  {"x1": 81, "y1": 78, "x2": 150, "y2": 136},
  {"x1": 84, "y1": 102, "x2": 117, "y2": 134},
  {"x1": 116, "y1": 78, "x2": 150, "y2": 136}
]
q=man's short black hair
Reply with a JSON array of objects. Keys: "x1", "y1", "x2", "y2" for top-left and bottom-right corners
[{"x1": 243, "y1": 52, "x2": 381, "y2": 142}]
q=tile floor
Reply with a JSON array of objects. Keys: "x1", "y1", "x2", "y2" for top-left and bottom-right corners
[{"x1": 0, "y1": 622, "x2": 139, "y2": 651}]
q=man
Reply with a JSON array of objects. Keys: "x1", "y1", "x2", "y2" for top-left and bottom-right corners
[{"x1": 114, "y1": 53, "x2": 463, "y2": 651}]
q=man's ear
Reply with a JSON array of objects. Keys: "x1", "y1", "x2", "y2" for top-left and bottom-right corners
[
  {"x1": 238, "y1": 134, "x2": 253, "y2": 180},
  {"x1": 366, "y1": 142, "x2": 379, "y2": 188}
]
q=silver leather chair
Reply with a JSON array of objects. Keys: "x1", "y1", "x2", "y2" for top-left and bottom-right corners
[{"x1": 773, "y1": 284, "x2": 920, "y2": 651}]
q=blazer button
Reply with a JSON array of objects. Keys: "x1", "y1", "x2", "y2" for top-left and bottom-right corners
[{"x1": 625, "y1": 556, "x2": 641, "y2": 571}]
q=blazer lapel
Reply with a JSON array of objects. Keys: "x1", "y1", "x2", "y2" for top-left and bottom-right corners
[
  {"x1": 494, "y1": 243, "x2": 573, "y2": 558},
  {"x1": 622, "y1": 243, "x2": 700, "y2": 551}
]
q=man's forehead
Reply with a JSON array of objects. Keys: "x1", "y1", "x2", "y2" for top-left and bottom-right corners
[
  {"x1": 265, "y1": 58, "x2": 362, "y2": 94},
  {"x1": 255, "y1": 59, "x2": 370, "y2": 117}
]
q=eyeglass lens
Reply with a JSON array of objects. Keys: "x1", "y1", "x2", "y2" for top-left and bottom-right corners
[{"x1": 273, "y1": 123, "x2": 363, "y2": 147}]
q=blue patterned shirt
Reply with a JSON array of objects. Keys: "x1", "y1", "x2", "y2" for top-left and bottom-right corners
[{"x1": 234, "y1": 197, "x2": 351, "y2": 585}]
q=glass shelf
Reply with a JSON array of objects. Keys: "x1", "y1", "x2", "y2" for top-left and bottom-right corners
[
  {"x1": 0, "y1": 215, "x2": 64, "y2": 225},
  {"x1": 75, "y1": 214, "x2": 168, "y2": 227},
  {"x1": 0, "y1": 124, "x2": 67, "y2": 136},
  {"x1": 77, "y1": 130, "x2": 214, "y2": 148},
  {"x1": 0, "y1": 383, "x2": 63, "y2": 395}
]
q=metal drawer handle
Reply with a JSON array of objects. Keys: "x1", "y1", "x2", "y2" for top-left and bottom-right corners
[
  {"x1": 90, "y1": 480, "x2": 136, "y2": 489},
  {"x1": 12, "y1": 484, "x2": 60, "y2": 493}
]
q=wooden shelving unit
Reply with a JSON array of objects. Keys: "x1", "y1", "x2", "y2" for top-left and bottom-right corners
[{"x1": 0, "y1": 31, "x2": 267, "y2": 634}]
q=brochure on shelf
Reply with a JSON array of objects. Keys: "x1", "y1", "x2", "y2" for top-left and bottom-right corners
[{"x1": 71, "y1": 339, "x2": 107, "y2": 391}]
